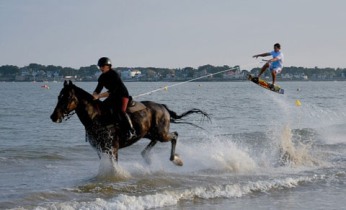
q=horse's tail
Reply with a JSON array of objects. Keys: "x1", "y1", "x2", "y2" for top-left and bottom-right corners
[{"x1": 162, "y1": 104, "x2": 211, "y2": 129}]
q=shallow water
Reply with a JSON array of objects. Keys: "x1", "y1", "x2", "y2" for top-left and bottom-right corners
[{"x1": 0, "y1": 81, "x2": 345, "y2": 209}]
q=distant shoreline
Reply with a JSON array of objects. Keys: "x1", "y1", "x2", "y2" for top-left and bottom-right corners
[
  {"x1": 2, "y1": 79, "x2": 346, "y2": 83},
  {"x1": 1, "y1": 64, "x2": 346, "y2": 82}
]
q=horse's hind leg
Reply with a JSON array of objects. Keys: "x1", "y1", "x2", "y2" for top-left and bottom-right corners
[
  {"x1": 168, "y1": 132, "x2": 183, "y2": 166},
  {"x1": 141, "y1": 140, "x2": 157, "y2": 164}
]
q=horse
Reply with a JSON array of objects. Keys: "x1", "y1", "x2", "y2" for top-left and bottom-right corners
[{"x1": 50, "y1": 81, "x2": 210, "y2": 166}]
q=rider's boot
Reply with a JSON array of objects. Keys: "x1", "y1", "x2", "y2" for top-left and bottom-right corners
[
  {"x1": 123, "y1": 112, "x2": 137, "y2": 140},
  {"x1": 120, "y1": 97, "x2": 136, "y2": 140}
]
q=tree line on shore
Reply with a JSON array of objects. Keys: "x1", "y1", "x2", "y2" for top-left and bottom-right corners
[{"x1": 1, "y1": 63, "x2": 346, "y2": 81}]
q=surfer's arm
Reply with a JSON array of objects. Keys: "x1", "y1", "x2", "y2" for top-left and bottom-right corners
[
  {"x1": 268, "y1": 57, "x2": 279, "y2": 63},
  {"x1": 253, "y1": 52, "x2": 271, "y2": 58}
]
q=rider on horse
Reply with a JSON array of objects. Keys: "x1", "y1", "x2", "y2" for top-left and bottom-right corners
[{"x1": 92, "y1": 57, "x2": 136, "y2": 140}]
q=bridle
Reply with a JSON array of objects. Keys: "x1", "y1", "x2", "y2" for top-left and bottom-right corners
[
  {"x1": 59, "y1": 88, "x2": 78, "y2": 121},
  {"x1": 63, "y1": 111, "x2": 75, "y2": 121}
]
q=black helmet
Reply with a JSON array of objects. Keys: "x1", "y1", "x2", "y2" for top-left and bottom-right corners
[{"x1": 97, "y1": 57, "x2": 112, "y2": 67}]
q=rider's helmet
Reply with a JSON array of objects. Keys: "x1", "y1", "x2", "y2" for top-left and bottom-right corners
[{"x1": 97, "y1": 57, "x2": 112, "y2": 67}]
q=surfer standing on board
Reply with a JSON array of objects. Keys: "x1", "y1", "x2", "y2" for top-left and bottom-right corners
[{"x1": 253, "y1": 43, "x2": 284, "y2": 88}]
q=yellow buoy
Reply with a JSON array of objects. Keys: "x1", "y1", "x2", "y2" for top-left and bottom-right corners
[
  {"x1": 164, "y1": 86, "x2": 168, "y2": 91},
  {"x1": 295, "y1": 99, "x2": 301, "y2": 106}
]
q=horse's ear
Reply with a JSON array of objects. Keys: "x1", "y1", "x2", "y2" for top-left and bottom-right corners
[
  {"x1": 64, "y1": 80, "x2": 68, "y2": 86},
  {"x1": 68, "y1": 80, "x2": 73, "y2": 86}
]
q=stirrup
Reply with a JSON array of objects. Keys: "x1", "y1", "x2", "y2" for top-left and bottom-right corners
[{"x1": 127, "y1": 130, "x2": 136, "y2": 140}]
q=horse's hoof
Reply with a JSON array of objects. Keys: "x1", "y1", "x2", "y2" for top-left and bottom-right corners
[{"x1": 172, "y1": 154, "x2": 183, "y2": 166}]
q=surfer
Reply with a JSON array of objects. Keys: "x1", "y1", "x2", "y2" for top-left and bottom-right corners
[
  {"x1": 253, "y1": 43, "x2": 284, "y2": 89},
  {"x1": 93, "y1": 57, "x2": 136, "y2": 140}
]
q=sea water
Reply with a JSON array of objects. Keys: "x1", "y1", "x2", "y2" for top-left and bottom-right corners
[{"x1": 0, "y1": 81, "x2": 345, "y2": 210}]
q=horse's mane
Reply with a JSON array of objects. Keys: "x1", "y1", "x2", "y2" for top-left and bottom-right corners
[{"x1": 71, "y1": 84, "x2": 102, "y2": 106}]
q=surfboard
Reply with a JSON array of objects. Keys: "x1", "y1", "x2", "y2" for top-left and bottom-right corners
[{"x1": 248, "y1": 74, "x2": 284, "y2": 94}]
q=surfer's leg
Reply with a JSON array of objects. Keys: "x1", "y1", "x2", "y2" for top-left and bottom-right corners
[
  {"x1": 272, "y1": 71, "x2": 277, "y2": 85},
  {"x1": 271, "y1": 68, "x2": 282, "y2": 85},
  {"x1": 258, "y1": 63, "x2": 269, "y2": 78}
]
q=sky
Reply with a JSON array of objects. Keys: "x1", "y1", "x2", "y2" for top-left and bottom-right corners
[{"x1": 1, "y1": 0, "x2": 346, "y2": 69}]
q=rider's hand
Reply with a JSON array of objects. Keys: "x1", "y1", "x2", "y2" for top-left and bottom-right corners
[{"x1": 93, "y1": 94, "x2": 99, "y2": 100}]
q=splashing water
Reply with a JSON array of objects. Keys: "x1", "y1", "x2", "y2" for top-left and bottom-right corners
[
  {"x1": 96, "y1": 153, "x2": 132, "y2": 181},
  {"x1": 278, "y1": 125, "x2": 319, "y2": 167}
]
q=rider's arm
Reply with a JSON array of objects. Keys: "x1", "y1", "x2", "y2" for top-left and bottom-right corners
[
  {"x1": 93, "y1": 81, "x2": 103, "y2": 94},
  {"x1": 94, "y1": 91, "x2": 109, "y2": 99},
  {"x1": 93, "y1": 76, "x2": 104, "y2": 100}
]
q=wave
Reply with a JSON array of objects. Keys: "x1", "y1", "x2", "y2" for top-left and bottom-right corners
[{"x1": 36, "y1": 176, "x2": 317, "y2": 210}]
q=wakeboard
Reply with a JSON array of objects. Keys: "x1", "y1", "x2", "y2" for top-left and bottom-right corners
[{"x1": 248, "y1": 74, "x2": 284, "y2": 94}]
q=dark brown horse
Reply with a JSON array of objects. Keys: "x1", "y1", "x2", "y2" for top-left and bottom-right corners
[{"x1": 50, "y1": 81, "x2": 210, "y2": 166}]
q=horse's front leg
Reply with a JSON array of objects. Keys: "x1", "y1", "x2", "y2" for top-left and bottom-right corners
[
  {"x1": 111, "y1": 137, "x2": 119, "y2": 162},
  {"x1": 141, "y1": 140, "x2": 157, "y2": 164}
]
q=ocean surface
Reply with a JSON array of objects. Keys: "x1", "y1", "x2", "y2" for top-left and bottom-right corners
[{"x1": 0, "y1": 81, "x2": 345, "y2": 210}]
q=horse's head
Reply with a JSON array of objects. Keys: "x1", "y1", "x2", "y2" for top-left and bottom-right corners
[{"x1": 50, "y1": 80, "x2": 79, "y2": 123}]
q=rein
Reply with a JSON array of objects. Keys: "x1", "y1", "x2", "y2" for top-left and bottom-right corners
[{"x1": 64, "y1": 111, "x2": 75, "y2": 121}]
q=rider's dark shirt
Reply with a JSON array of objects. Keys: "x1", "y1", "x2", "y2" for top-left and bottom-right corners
[{"x1": 94, "y1": 69, "x2": 129, "y2": 98}]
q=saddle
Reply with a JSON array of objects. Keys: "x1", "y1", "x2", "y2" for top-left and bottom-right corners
[{"x1": 127, "y1": 99, "x2": 146, "y2": 113}]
